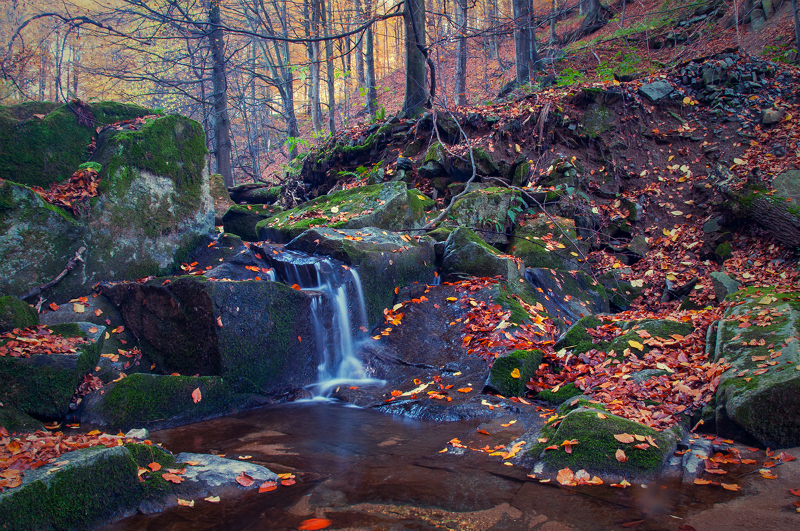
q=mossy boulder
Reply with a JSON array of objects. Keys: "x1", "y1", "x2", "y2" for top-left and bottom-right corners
[
  {"x1": 0, "y1": 404, "x2": 43, "y2": 433},
  {"x1": 486, "y1": 349, "x2": 543, "y2": 397},
  {"x1": 449, "y1": 187, "x2": 522, "y2": 245},
  {"x1": 229, "y1": 183, "x2": 282, "y2": 205},
  {"x1": 0, "y1": 296, "x2": 38, "y2": 333},
  {"x1": 442, "y1": 227, "x2": 524, "y2": 282},
  {"x1": 80, "y1": 373, "x2": 268, "y2": 430},
  {"x1": 713, "y1": 288, "x2": 800, "y2": 447},
  {"x1": 85, "y1": 114, "x2": 214, "y2": 285},
  {"x1": 222, "y1": 204, "x2": 283, "y2": 241},
  {"x1": 101, "y1": 278, "x2": 317, "y2": 394},
  {"x1": 554, "y1": 315, "x2": 605, "y2": 354},
  {"x1": 605, "y1": 319, "x2": 694, "y2": 359},
  {"x1": 510, "y1": 214, "x2": 588, "y2": 271},
  {"x1": 536, "y1": 383, "x2": 584, "y2": 405},
  {"x1": 524, "y1": 268, "x2": 609, "y2": 332},
  {"x1": 0, "y1": 323, "x2": 102, "y2": 418},
  {"x1": 285, "y1": 227, "x2": 436, "y2": 326},
  {"x1": 532, "y1": 407, "x2": 678, "y2": 478},
  {"x1": 0, "y1": 101, "x2": 152, "y2": 188},
  {"x1": 209, "y1": 173, "x2": 235, "y2": 225},
  {"x1": 257, "y1": 182, "x2": 433, "y2": 243},
  {"x1": 0, "y1": 181, "x2": 85, "y2": 299}
]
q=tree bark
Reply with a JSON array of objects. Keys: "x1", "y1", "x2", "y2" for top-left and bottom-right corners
[
  {"x1": 403, "y1": 0, "x2": 428, "y2": 117},
  {"x1": 208, "y1": 0, "x2": 234, "y2": 187},
  {"x1": 455, "y1": 0, "x2": 468, "y2": 106},
  {"x1": 513, "y1": 0, "x2": 542, "y2": 85},
  {"x1": 364, "y1": 0, "x2": 378, "y2": 118},
  {"x1": 322, "y1": 0, "x2": 335, "y2": 133},
  {"x1": 354, "y1": 0, "x2": 366, "y2": 86},
  {"x1": 307, "y1": 0, "x2": 323, "y2": 133},
  {"x1": 793, "y1": 0, "x2": 800, "y2": 59}
]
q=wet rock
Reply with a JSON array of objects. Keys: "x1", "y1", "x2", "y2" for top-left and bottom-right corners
[
  {"x1": 125, "y1": 428, "x2": 149, "y2": 440},
  {"x1": 771, "y1": 170, "x2": 800, "y2": 204},
  {"x1": 256, "y1": 181, "x2": 433, "y2": 243},
  {"x1": 709, "y1": 271, "x2": 741, "y2": 303},
  {"x1": 101, "y1": 278, "x2": 317, "y2": 393},
  {"x1": 228, "y1": 183, "x2": 282, "y2": 205},
  {"x1": 625, "y1": 235, "x2": 650, "y2": 259},
  {"x1": 222, "y1": 203, "x2": 283, "y2": 241},
  {"x1": 638, "y1": 81, "x2": 674, "y2": 103},
  {"x1": 176, "y1": 452, "x2": 277, "y2": 488},
  {"x1": 524, "y1": 268, "x2": 609, "y2": 331},
  {"x1": 713, "y1": 288, "x2": 800, "y2": 447},
  {"x1": 396, "y1": 156, "x2": 413, "y2": 171},
  {"x1": 442, "y1": 227, "x2": 523, "y2": 282},
  {"x1": 209, "y1": 173, "x2": 235, "y2": 225},
  {"x1": 0, "y1": 322, "x2": 102, "y2": 418}
]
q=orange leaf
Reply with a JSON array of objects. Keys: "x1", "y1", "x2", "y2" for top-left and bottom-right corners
[
  {"x1": 693, "y1": 478, "x2": 712, "y2": 485},
  {"x1": 148, "y1": 462, "x2": 162, "y2": 472},
  {"x1": 291, "y1": 284, "x2": 301, "y2": 290},
  {"x1": 390, "y1": 390, "x2": 402, "y2": 397},
  {"x1": 457, "y1": 387, "x2": 472, "y2": 393},
  {"x1": 176, "y1": 498, "x2": 194, "y2": 507},
  {"x1": 236, "y1": 472, "x2": 254, "y2": 487},
  {"x1": 789, "y1": 488, "x2": 800, "y2": 497},
  {"x1": 616, "y1": 449, "x2": 628, "y2": 462},
  {"x1": 258, "y1": 481, "x2": 277, "y2": 493},
  {"x1": 48, "y1": 302, "x2": 59, "y2": 311},
  {"x1": 298, "y1": 518, "x2": 332, "y2": 530},
  {"x1": 721, "y1": 483, "x2": 741, "y2": 491},
  {"x1": 192, "y1": 388, "x2": 202, "y2": 404},
  {"x1": 614, "y1": 433, "x2": 635, "y2": 444},
  {"x1": 556, "y1": 467, "x2": 576, "y2": 486},
  {"x1": 281, "y1": 478, "x2": 296, "y2": 486},
  {"x1": 162, "y1": 473, "x2": 184, "y2": 484}
]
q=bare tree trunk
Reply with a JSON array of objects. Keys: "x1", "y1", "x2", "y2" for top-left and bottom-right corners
[
  {"x1": 455, "y1": 0, "x2": 468, "y2": 106},
  {"x1": 354, "y1": 0, "x2": 366, "y2": 86},
  {"x1": 208, "y1": 0, "x2": 234, "y2": 187},
  {"x1": 322, "y1": 0, "x2": 335, "y2": 133},
  {"x1": 550, "y1": 0, "x2": 557, "y2": 45},
  {"x1": 513, "y1": 0, "x2": 541, "y2": 84},
  {"x1": 403, "y1": 0, "x2": 428, "y2": 116},
  {"x1": 364, "y1": 0, "x2": 378, "y2": 118},
  {"x1": 793, "y1": 0, "x2": 800, "y2": 59},
  {"x1": 488, "y1": 0, "x2": 499, "y2": 60},
  {"x1": 307, "y1": 0, "x2": 323, "y2": 133}
]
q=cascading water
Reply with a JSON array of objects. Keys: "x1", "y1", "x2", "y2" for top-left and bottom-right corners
[{"x1": 264, "y1": 247, "x2": 381, "y2": 396}]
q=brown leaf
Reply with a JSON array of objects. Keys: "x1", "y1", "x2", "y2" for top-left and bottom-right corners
[
  {"x1": 162, "y1": 473, "x2": 183, "y2": 484},
  {"x1": 615, "y1": 449, "x2": 628, "y2": 462},
  {"x1": 235, "y1": 472, "x2": 254, "y2": 487},
  {"x1": 192, "y1": 388, "x2": 202, "y2": 404},
  {"x1": 614, "y1": 433, "x2": 635, "y2": 444}
]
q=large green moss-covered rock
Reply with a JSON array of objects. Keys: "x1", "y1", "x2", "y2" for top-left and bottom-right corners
[
  {"x1": 86, "y1": 114, "x2": 214, "y2": 284},
  {"x1": 714, "y1": 288, "x2": 800, "y2": 447},
  {"x1": 449, "y1": 187, "x2": 522, "y2": 245},
  {"x1": 256, "y1": 182, "x2": 433, "y2": 243},
  {"x1": 442, "y1": 227, "x2": 524, "y2": 282},
  {"x1": 486, "y1": 349, "x2": 543, "y2": 397},
  {"x1": 0, "y1": 101, "x2": 152, "y2": 188},
  {"x1": 510, "y1": 214, "x2": 588, "y2": 270},
  {"x1": 80, "y1": 373, "x2": 268, "y2": 430},
  {"x1": 531, "y1": 407, "x2": 678, "y2": 478},
  {"x1": 286, "y1": 227, "x2": 436, "y2": 326},
  {"x1": 524, "y1": 268, "x2": 609, "y2": 331},
  {"x1": 100, "y1": 278, "x2": 317, "y2": 394},
  {"x1": 0, "y1": 296, "x2": 38, "y2": 333},
  {"x1": 0, "y1": 181, "x2": 85, "y2": 299},
  {"x1": 0, "y1": 323, "x2": 102, "y2": 418}
]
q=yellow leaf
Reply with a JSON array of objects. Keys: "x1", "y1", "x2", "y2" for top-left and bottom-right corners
[
  {"x1": 671, "y1": 211, "x2": 683, "y2": 216},
  {"x1": 628, "y1": 340, "x2": 644, "y2": 351},
  {"x1": 446, "y1": 297, "x2": 457, "y2": 302},
  {"x1": 682, "y1": 96, "x2": 691, "y2": 105},
  {"x1": 656, "y1": 362, "x2": 674, "y2": 373},
  {"x1": 73, "y1": 303, "x2": 85, "y2": 313},
  {"x1": 330, "y1": 206, "x2": 339, "y2": 213},
  {"x1": 597, "y1": 412, "x2": 607, "y2": 419},
  {"x1": 510, "y1": 368, "x2": 521, "y2": 379},
  {"x1": 177, "y1": 499, "x2": 194, "y2": 507},
  {"x1": 514, "y1": 143, "x2": 521, "y2": 153},
  {"x1": 733, "y1": 158, "x2": 746, "y2": 165},
  {"x1": 417, "y1": 194, "x2": 426, "y2": 201},
  {"x1": 204, "y1": 496, "x2": 220, "y2": 503}
]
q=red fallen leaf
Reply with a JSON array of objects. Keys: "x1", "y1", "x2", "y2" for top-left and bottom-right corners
[
  {"x1": 679, "y1": 526, "x2": 698, "y2": 531},
  {"x1": 477, "y1": 429, "x2": 490, "y2": 435},
  {"x1": 258, "y1": 480, "x2": 277, "y2": 493},
  {"x1": 192, "y1": 388, "x2": 202, "y2": 404},
  {"x1": 236, "y1": 472, "x2": 254, "y2": 487},
  {"x1": 162, "y1": 473, "x2": 184, "y2": 484},
  {"x1": 620, "y1": 520, "x2": 644, "y2": 528},
  {"x1": 721, "y1": 483, "x2": 741, "y2": 491},
  {"x1": 789, "y1": 488, "x2": 800, "y2": 497},
  {"x1": 291, "y1": 284, "x2": 301, "y2": 290},
  {"x1": 633, "y1": 443, "x2": 650, "y2": 450},
  {"x1": 616, "y1": 449, "x2": 628, "y2": 462},
  {"x1": 48, "y1": 302, "x2": 59, "y2": 311},
  {"x1": 298, "y1": 518, "x2": 332, "y2": 530},
  {"x1": 281, "y1": 478, "x2": 296, "y2": 486},
  {"x1": 779, "y1": 452, "x2": 796, "y2": 462},
  {"x1": 694, "y1": 478, "x2": 713, "y2": 485},
  {"x1": 148, "y1": 462, "x2": 161, "y2": 472},
  {"x1": 390, "y1": 390, "x2": 402, "y2": 397}
]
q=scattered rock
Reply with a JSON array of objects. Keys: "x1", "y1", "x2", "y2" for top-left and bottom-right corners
[
  {"x1": 638, "y1": 80, "x2": 674, "y2": 103},
  {"x1": 709, "y1": 271, "x2": 742, "y2": 303}
]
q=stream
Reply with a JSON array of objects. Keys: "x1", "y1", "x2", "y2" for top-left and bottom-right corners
[{"x1": 103, "y1": 401, "x2": 742, "y2": 531}]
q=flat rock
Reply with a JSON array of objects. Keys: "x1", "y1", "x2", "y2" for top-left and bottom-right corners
[
  {"x1": 638, "y1": 80, "x2": 674, "y2": 103},
  {"x1": 176, "y1": 452, "x2": 277, "y2": 488}
]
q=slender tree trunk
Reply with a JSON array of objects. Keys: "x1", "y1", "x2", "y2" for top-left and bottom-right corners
[
  {"x1": 488, "y1": 0, "x2": 499, "y2": 60},
  {"x1": 550, "y1": 0, "x2": 557, "y2": 46},
  {"x1": 354, "y1": 0, "x2": 366, "y2": 86},
  {"x1": 307, "y1": 0, "x2": 322, "y2": 133},
  {"x1": 208, "y1": 0, "x2": 234, "y2": 187},
  {"x1": 322, "y1": 0, "x2": 335, "y2": 133},
  {"x1": 793, "y1": 0, "x2": 800, "y2": 58},
  {"x1": 403, "y1": 0, "x2": 428, "y2": 117},
  {"x1": 364, "y1": 0, "x2": 378, "y2": 118},
  {"x1": 455, "y1": 0, "x2": 468, "y2": 106},
  {"x1": 513, "y1": 0, "x2": 531, "y2": 84}
]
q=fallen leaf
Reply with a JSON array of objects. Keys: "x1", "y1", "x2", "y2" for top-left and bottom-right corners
[
  {"x1": 162, "y1": 473, "x2": 184, "y2": 484},
  {"x1": 298, "y1": 518, "x2": 333, "y2": 530},
  {"x1": 693, "y1": 478, "x2": 713, "y2": 485},
  {"x1": 148, "y1": 462, "x2": 162, "y2": 472},
  {"x1": 614, "y1": 433, "x2": 635, "y2": 444},
  {"x1": 258, "y1": 480, "x2": 277, "y2": 493},
  {"x1": 556, "y1": 466, "x2": 576, "y2": 486},
  {"x1": 616, "y1": 449, "x2": 628, "y2": 462},
  {"x1": 48, "y1": 302, "x2": 59, "y2": 311},
  {"x1": 510, "y1": 368, "x2": 521, "y2": 379},
  {"x1": 457, "y1": 387, "x2": 472, "y2": 393},
  {"x1": 177, "y1": 498, "x2": 194, "y2": 507},
  {"x1": 192, "y1": 388, "x2": 202, "y2": 404},
  {"x1": 721, "y1": 483, "x2": 741, "y2": 491},
  {"x1": 236, "y1": 472, "x2": 254, "y2": 487},
  {"x1": 204, "y1": 495, "x2": 220, "y2": 503}
]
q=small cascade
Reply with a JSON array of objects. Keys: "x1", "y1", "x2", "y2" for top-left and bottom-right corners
[{"x1": 263, "y1": 247, "x2": 379, "y2": 396}]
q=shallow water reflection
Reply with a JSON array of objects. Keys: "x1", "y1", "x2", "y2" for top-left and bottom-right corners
[{"x1": 106, "y1": 402, "x2": 740, "y2": 530}]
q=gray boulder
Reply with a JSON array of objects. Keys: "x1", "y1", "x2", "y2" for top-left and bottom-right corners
[{"x1": 638, "y1": 81, "x2": 674, "y2": 103}]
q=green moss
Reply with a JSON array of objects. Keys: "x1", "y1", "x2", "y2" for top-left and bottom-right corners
[
  {"x1": 509, "y1": 215, "x2": 586, "y2": 270},
  {"x1": 558, "y1": 397, "x2": 607, "y2": 414},
  {"x1": 0, "y1": 296, "x2": 38, "y2": 333},
  {"x1": 487, "y1": 349, "x2": 543, "y2": 396},
  {"x1": 0, "y1": 405, "x2": 43, "y2": 433},
  {"x1": 605, "y1": 319, "x2": 693, "y2": 359},
  {"x1": 536, "y1": 383, "x2": 583, "y2": 404},
  {"x1": 535, "y1": 409, "x2": 674, "y2": 476},
  {"x1": 95, "y1": 374, "x2": 245, "y2": 430},
  {"x1": 553, "y1": 316, "x2": 604, "y2": 353},
  {"x1": 222, "y1": 204, "x2": 283, "y2": 241},
  {"x1": 427, "y1": 227, "x2": 452, "y2": 242}
]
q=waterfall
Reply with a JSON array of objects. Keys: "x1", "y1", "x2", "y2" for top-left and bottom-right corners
[{"x1": 263, "y1": 246, "x2": 380, "y2": 396}]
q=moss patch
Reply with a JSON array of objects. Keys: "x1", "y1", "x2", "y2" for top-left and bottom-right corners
[
  {"x1": 536, "y1": 383, "x2": 584, "y2": 405},
  {"x1": 0, "y1": 296, "x2": 38, "y2": 333},
  {"x1": 487, "y1": 350, "x2": 543, "y2": 396}
]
